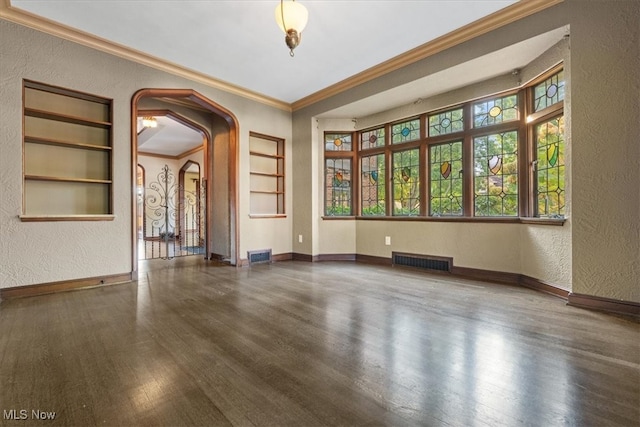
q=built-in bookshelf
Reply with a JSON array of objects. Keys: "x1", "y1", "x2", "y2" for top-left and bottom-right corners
[
  {"x1": 22, "y1": 80, "x2": 113, "y2": 221},
  {"x1": 249, "y1": 132, "x2": 284, "y2": 217}
]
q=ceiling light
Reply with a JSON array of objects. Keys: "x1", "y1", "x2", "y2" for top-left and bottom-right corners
[
  {"x1": 275, "y1": 0, "x2": 308, "y2": 57},
  {"x1": 142, "y1": 116, "x2": 157, "y2": 128}
]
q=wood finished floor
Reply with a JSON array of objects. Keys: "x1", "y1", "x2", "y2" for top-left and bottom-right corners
[{"x1": 0, "y1": 258, "x2": 638, "y2": 426}]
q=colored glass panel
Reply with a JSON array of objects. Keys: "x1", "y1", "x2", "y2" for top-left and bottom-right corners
[
  {"x1": 474, "y1": 131, "x2": 518, "y2": 216},
  {"x1": 392, "y1": 149, "x2": 420, "y2": 215},
  {"x1": 391, "y1": 119, "x2": 420, "y2": 144},
  {"x1": 360, "y1": 127, "x2": 385, "y2": 150},
  {"x1": 534, "y1": 70, "x2": 565, "y2": 112},
  {"x1": 325, "y1": 158, "x2": 352, "y2": 216},
  {"x1": 361, "y1": 154, "x2": 386, "y2": 216},
  {"x1": 430, "y1": 141, "x2": 463, "y2": 216},
  {"x1": 535, "y1": 116, "x2": 565, "y2": 217},
  {"x1": 473, "y1": 95, "x2": 518, "y2": 128},
  {"x1": 325, "y1": 133, "x2": 352, "y2": 151},
  {"x1": 429, "y1": 108, "x2": 464, "y2": 137}
]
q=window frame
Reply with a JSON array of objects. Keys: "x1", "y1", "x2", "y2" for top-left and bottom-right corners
[
  {"x1": 323, "y1": 66, "x2": 565, "y2": 224},
  {"x1": 323, "y1": 132, "x2": 356, "y2": 217}
]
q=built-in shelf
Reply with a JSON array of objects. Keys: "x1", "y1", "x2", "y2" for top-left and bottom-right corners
[
  {"x1": 249, "y1": 132, "x2": 285, "y2": 216},
  {"x1": 22, "y1": 80, "x2": 113, "y2": 219},
  {"x1": 24, "y1": 135, "x2": 112, "y2": 152}
]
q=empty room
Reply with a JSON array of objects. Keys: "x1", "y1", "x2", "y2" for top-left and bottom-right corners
[{"x1": 0, "y1": 0, "x2": 638, "y2": 425}]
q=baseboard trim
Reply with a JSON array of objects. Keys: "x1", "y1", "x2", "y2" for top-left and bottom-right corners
[
  {"x1": 356, "y1": 254, "x2": 392, "y2": 266},
  {"x1": 292, "y1": 252, "x2": 314, "y2": 262},
  {"x1": 273, "y1": 252, "x2": 293, "y2": 262},
  {"x1": 0, "y1": 272, "x2": 133, "y2": 300},
  {"x1": 520, "y1": 274, "x2": 569, "y2": 299},
  {"x1": 567, "y1": 293, "x2": 640, "y2": 317}
]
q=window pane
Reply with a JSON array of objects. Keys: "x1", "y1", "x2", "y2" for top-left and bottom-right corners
[
  {"x1": 429, "y1": 141, "x2": 463, "y2": 216},
  {"x1": 325, "y1": 133, "x2": 352, "y2": 151},
  {"x1": 473, "y1": 95, "x2": 518, "y2": 128},
  {"x1": 361, "y1": 154, "x2": 386, "y2": 216},
  {"x1": 325, "y1": 158, "x2": 352, "y2": 215},
  {"x1": 474, "y1": 131, "x2": 518, "y2": 216},
  {"x1": 360, "y1": 127, "x2": 385, "y2": 150},
  {"x1": 392, "y1": 149, "x2": 420, "y2": 215},
  {"x1": 535, "y1": 116, "x2": 565, "y2": 217},
  {"x1": 391, "y1": 119, "x2": 420, "y2": 144},
  {"x1": 428, "y1": 108, "x2": 464, "y2": 137},
  {"x1": 534, "y1": 70, "x2": 565, "y2": 112}
]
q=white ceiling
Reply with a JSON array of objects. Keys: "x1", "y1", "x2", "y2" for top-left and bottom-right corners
[
  {"x1": 11, "y1": 0, "x2": 521, "y2": 104},
  {"x1": 137, "y1": 116, "x2": 204, "y2": 157}
]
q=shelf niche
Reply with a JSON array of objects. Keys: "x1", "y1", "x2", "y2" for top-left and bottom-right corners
[
  {"x1": 22, "y1": 81, "x2": 113, "y2": 218},
  {"x1": 249, "y1": 132, "x2": 285, "y2": 216}
]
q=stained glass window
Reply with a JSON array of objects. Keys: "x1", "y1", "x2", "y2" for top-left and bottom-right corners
[
  {"x1": 428, "y1": 108, "x2": 464, "y2": 137},
  {"x1": 534, "y1": 70, "x2": 565, "y2": 112},
  {"x1": 360, "y1": 127, "x2": 385, "y2": 150},
  {"x1": 473, "y1": 95, "x2": 518, "y2": 128},
  {"x1": 325, "y1": 158, "x2": 352, "y2": 216},
  {"x1": 325, "y1": 133, "x2": 352, "y2": 151},
  {"x1": 474, "y1": 131, "x2": 518, "y2": 216},
  {"x1": 391, "y1": 119, "x2": 420, "y2": 144},
  {"x1": 361, "y1": 154, "x2": 386, "y2": 216},
  {"x1": 429, "y1": 141, "x2": 463, "y2": 216},
  {"x1": 392, "y1": 149, "x2": 420, "y2": 215},
  {"x1": 535, "y1": 116, "x2": 565, "y2": 217}
]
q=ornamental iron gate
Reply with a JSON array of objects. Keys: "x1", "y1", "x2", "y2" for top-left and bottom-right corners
[{"x1": 140, "y1": 164, "x2": 206, "y2": 260}]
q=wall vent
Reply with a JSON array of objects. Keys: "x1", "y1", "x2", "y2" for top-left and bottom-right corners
[
  {"x1": 392, "y1": 252, "x2": 452, "y2": 273},
  {"x1": 248, "y1": 249, "x2": 272, "y2": 265}
]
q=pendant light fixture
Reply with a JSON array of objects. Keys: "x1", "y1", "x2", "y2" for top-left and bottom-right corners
[{"x1": 275, "y1": 0, "x2": 309, "y2": 57}]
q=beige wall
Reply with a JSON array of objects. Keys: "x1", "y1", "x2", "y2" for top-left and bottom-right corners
[
  {"x1": 0, "y1": 18, "x2": 293, "y2": 288},
  {"x1": 292, "y1": 0, "x2": 639, "y2": 302}
]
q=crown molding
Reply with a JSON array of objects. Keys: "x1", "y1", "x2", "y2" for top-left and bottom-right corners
[
  {"x1": 2, "y1": 0, "x2": 562, "y2": 114},
  {"x1": 291, "y1": 0, "x2": 564, "y2": 112},
  {"x1": 0, "y1": 1, "x2": 292, "y2": 112}
]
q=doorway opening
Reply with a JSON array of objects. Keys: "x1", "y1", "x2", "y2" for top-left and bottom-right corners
[{"x1": 132, "y1": 90, "x2": 239, "y2": 274}]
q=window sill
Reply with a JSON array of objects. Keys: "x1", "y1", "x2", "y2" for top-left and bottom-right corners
[
  {"x1": 19, "y1": 214, "x2": 116, "y2": 222},
  {"x1": 321, "y1": 216, "x2": 566, "y2": 226}
]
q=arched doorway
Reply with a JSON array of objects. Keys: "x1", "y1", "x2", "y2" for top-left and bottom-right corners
[{"x1": 131, "y1": 89, "x2": 239, "y2": 275}]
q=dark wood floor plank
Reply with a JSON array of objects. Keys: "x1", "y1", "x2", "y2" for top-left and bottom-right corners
[{"x1": 1, "y1": 259, "x2": 638, "y2": 426}]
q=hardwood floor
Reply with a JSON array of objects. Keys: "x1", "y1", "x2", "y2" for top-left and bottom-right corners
[{"x1": 1, "y1": 259, "x2": 638, "y2": 426}]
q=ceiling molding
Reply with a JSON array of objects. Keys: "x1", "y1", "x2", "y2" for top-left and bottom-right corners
[
  {"x1": 2, "y1": 0, "x2": 562, "y2": 114},
  {"x1": 0, "y1": 1, "x2": 292, "y2": 112},
  {"x1": 291, "y1": 0, "x2": 563, "y2": 112}
]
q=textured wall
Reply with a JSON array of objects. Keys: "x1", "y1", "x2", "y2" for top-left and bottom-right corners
[
  {"x1": 0, "y1": 18, "x2": 293, "y2": 288},
  {"x1": 568, "y1": 0, "x2": 640, "y2": 301}
]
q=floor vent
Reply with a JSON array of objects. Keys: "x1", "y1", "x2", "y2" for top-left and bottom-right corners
[
  {"x1": 248, "y1": 249, "x2": 272, "y2": 265},
  {"x1": 392, "y1": 252, "x2": 452, "y2": 273}
]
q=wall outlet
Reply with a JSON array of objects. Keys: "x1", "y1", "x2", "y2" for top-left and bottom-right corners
[
  {"x1": 298, "y1": 234, "x2": 303, "y2": 243},
  {"x1": 385, "y1": 236, "x2": 391, "y2": 246}
]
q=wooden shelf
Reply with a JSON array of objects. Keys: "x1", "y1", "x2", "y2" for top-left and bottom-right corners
[
  {"x1": 249, "y1": 151, "x2": 284, "y2": 159},
  {"x1": 25, "y1": 135, "x2": 112, "y2": 151},
  {"x1": 25, "y1": 175, "x2": 112, "y2": 184},
  {"x1": 25, "y1": 107, "x2": 111, "y2": 129},
  {"x1": 250, "y1": 190, "x2": 284, "y2": 195},
  {"x1": 249, "y1": 172, "x2": 284, "y2": 177}
]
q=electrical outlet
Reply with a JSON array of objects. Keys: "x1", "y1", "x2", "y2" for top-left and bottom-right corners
[
  {"x1": 298, "y1": 234, "x2": 303, "y2": 243},
  {"x1": 385, "y1": 236, "x2": 391, "y2": 245}
]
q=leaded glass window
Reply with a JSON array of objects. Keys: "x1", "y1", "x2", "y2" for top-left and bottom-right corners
[
  {"x1": 361, "y1": 154, "x2": 386, "y2": 216},
  {"x1": 391, "y1": 119, "x2": 420, "y2": 144},
  {"x1": 534, "y1": 70, "x2": 564, "y2": 112},
  {"x1": 430, "y1": 141, "x2": 463, "y2": 216},
  {"x1": 360, "y1": 127, "x2": 385, "y2": 150},
  {"x1": 473, "y1": 95, "x2": 518, "y2": 128},
  {"x1": 392, "y1": 148, "x2": 420, "y2": 215},
  {"x1": 325, "y1": 158, "x2": 352, "y2": 216},
  {"x1": 535, "y1": 116, "x2": 565, "y2": 217},
  {"x1": 428, "y1": 108, "x2": 464, "y2": 137},
  {"x1": 325, "y1": 133, "x2": 352, "y2": 151},
  {"x1": 474, "y1": 131, "x2": 518, "y2": 216}
]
